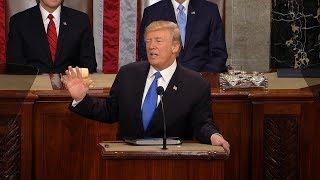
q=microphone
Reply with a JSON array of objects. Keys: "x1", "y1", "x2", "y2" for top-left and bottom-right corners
[{"x1": 156, "y1": 86, "x2": 167, "y2": 150}]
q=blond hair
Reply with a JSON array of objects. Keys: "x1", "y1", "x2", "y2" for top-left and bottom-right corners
[{"x1": 144, "y1": 21, "x2": 181, "y2": 44}]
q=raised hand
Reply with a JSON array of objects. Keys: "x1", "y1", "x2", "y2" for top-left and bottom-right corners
[{"x1": 61, "y1": 66, "x2": 92, "y2": 101}]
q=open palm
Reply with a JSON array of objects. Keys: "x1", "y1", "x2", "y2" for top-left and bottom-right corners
[{"x1": 61, "y1": 66, "x2": 92, "y2": 101}]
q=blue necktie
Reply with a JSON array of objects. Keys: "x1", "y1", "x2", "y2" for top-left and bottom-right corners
[
  {"x1": 177, "y1": 4, "x2": 186, "y2": 47},
  {"x1": 142, "y1": 72, "x2": 162, "y2": 130}
]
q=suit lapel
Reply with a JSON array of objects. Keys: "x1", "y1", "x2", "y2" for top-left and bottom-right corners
[
  {"x1": 164, "y1": 0, "x2": 177, "y2": 22},
  {"x1": 185, "y1": 0, "x2": 197, "y2": 49},
  {"x1": 55, "y1": 6, "x2": 68, "y2": 64},
  {"x1": 146, "y1": 64, "x2": 184, "y2": 134},
  {"x1": 31, "y1": 5, "x2": 52, "y2": 64},
  {"x1": 162, "y1": 65, "x2": 183, "y2": 106},
  {"x1": 133, "y1": 63, "x2": 151, "y2": 134}
]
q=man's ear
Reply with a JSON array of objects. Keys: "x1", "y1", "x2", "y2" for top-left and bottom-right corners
[{"x1": 172, "y1": 41, "x2": 181, "y2": 54}]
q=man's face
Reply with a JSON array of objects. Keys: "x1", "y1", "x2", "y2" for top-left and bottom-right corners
[
  {"x1": 175, "y1": 0, "x2": 186, "y2": 4},
  {"x1": 40, "y1": 0, "x2": 62, "y2": 13},
  {"x1": 145, "y1": 29, "x2": 180, "y2": 71}
]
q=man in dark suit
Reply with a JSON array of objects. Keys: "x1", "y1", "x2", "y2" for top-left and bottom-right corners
[
  {"x1": 138, "y1": 0, "x2": 227, "y2": 73},
  {"x1": 62, "y1": 21, "x2": 230, "y2": 154},
  {"x1": 6, "y1": 0, "x2": 97, "y2": 74}
]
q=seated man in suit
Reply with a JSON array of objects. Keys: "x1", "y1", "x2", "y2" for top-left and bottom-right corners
[
  {"x1": 138, "y1": 0, "x2": 228, "y2": 73},
  {"x1": 62, "y1": 21, "x2": 230, "y2": 154},
  {"x1": 6, "y1": 0, "x2": 97, "y2": 74}
]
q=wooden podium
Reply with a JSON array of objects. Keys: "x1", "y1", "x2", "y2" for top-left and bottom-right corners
[
  {"x1": 97, "y1": 141, "x2": 228, "y2": 180},
  {"x1": 2, "y1": 69, "x2": 320, "y2": 179}
]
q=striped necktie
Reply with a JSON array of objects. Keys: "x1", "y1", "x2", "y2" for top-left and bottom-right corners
[{"x1": 47, "y1": 14, "x2": 58, "y2": 62}]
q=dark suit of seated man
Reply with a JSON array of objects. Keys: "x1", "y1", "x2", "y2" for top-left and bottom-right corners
[
  {"x1": 62, "y1": 21, "x2": 230, "y2": 154},
  {"x1": 138, "y1": 0, "x2": 228, "y2": 73},
  {"x1": 6, "y1": 0, "x2": 97, "y2": 74}
]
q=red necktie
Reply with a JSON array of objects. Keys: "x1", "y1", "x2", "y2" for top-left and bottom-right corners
[{"x1": 47, "y1": 14, "x2": 58, "y2": 61}]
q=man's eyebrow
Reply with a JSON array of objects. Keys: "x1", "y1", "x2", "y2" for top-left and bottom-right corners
[{"x1": 145, "y1": 37, "x2": 163, "y2": 40}]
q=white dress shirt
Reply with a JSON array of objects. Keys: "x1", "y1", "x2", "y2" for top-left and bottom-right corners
[
  {"x1": 141, "y1": 61, "x2": 177, "y2": 108},
  {"x1": 39, "y1": 4, "x2": 61, "y2": 36},
  {"x1": 171, "y1": 0, "x2": 190, "y2": 20}
]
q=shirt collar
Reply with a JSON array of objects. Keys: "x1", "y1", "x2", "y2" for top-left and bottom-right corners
[
  {"x1": 148, "y1": 60, "x2": 177, "y2": 83},
  {"x1": 171, "y1": 0, "x2": 190, "y2": 12},
  {"x1": 40, "y1": 4, "x2": 61, "y2": 24}
]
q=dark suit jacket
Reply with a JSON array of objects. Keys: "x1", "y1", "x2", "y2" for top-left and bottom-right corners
[
  {"x1": 70, "y1": 61, "x2": 219, "y2": 144},
  {"x1": 138, "y1": 0, "x2": 227, "y2": 73},
  {"x1": 6, "y1": 4, "x2": 97, "y2": 74}
]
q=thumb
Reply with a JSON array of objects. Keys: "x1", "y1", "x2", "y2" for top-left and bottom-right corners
[{"x1": 212, "y1": 139, "x2": 223, "y2": 146}]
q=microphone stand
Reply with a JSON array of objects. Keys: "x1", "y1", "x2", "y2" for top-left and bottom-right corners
[{"x1": 157, "y1": 86, "x2": 167, "y2": 150}]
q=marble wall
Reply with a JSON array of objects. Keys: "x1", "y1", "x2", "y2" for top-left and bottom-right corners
[
  {"x1": 225, "y1": 0, "x2": 319, "y2": 72},
  {"x1": 270, "y1": 0, "x2": 320, "y2": 69},
  {"x1": 225, "y1": 0, "x2": 272, "y2": 72}
]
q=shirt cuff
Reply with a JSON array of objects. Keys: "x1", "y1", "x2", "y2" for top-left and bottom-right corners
[{"x1": 71, "y1": 98, "x2": 83, "y2": 107}]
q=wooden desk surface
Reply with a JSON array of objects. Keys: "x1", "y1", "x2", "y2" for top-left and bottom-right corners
[
  {"x1": 2, "y1": 72, "x2": 320, "y2": 91},
  {"x1": 98, "y1": 141, "x2": 227, "y2": 160}
]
